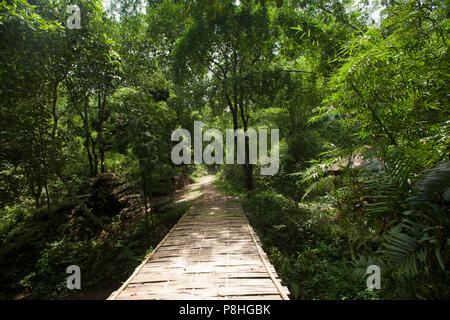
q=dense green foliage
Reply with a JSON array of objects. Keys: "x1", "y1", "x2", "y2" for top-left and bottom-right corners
[
  {"x1": 0, "y1": 0, "x2": 448, "y2": 299},
  {"x1": 0, "y1": 174, "x2": 192, "y2": 299}
]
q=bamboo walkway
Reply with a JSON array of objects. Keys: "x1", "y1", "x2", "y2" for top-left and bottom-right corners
[{"x1": 108, "y1": 176, "x2": 290, "y2": 300}]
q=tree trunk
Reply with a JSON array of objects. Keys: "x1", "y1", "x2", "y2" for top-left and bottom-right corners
[
  {"x1": 139, "y1": 158, "x2": 151, "y2": 246},
  {"x1": 245, "y1": 163, "x2": 254, "y2": 191},
  {"x1": 44, "y1": 182, "x2": 51, "y2": 214},
  {"x1": 80, "y1": 96, "x2": 98, "y2": 177},
  {"x1": 98, "y1": 91, "x2": 106, "y2": 174},
  {"x1": 33, "y1": 185, "x2": 42, "y2": 208},
  {"x1": 239, "y1": 98, "x2": 253, "y2": 191}
]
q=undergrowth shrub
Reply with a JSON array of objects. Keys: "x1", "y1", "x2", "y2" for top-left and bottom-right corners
[
  {"x1": 239, "y1": 187, "x2": 370, "y2": 299},
  {"x1": 0, "y1": 198, "x2": 192, "y2": 299}
]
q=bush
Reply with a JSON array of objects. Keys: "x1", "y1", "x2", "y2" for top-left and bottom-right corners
[
  {"x1": 235, "y1": 182, "x2": 370, "y2": 299},
  {"x1": 0, "y1": 188, "x2": 192, "y2": 299}
]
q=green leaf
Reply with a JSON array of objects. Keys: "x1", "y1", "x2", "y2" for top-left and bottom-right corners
[{"x1": 435, "y1": 247, "x2": 445, "y2": 271}]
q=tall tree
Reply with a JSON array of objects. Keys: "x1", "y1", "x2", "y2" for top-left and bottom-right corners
[{"x1": 172, "y1": 1, "x2": 278, "y2": 190}]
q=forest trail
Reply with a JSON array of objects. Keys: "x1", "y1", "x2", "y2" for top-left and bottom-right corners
[{"x1": 108, "y1": 175, "x2": 290, "y2": 300}]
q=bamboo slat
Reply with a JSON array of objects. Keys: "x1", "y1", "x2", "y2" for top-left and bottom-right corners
[{"x1": 108, "y1": 176, "x2": 290, "y2": 300}]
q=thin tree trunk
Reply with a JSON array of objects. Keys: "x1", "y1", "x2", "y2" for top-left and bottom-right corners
[
  {"x1": 33, "y1": 185, "x2": 42, "y2": 208},
  {"x1": 90, "y1": 126, "x2": 98, "y2": 177},
  {"x1": 48, "y1": 83, "x2": 109, "y2": 232},
  {"x1": 44, "y1": 182, "x2": 51, "y2": 214},
  {"x1": 239, "y1": 98, "x2": 253, "y2": 191},
  {"x1": 143, "y1": 193, "x2": 151, "y2": 247},
  {"x1": 98, "y1": 91, "x2": 106, "y2": 174},
  {"x1": 81, "y1": 96, "x2": 97, "y2": 177},
  {"x1": 139, "y1": 158, "x2": 151, "y2": 246}
]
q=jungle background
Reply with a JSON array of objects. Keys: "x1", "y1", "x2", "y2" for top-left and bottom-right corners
[{"x1": 0, "y1": 0, "x2": 448, "y2": 299}]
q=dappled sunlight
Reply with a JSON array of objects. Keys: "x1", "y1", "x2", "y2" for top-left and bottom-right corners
[{"x1": 109, "y1": 175, "x2": 288, "y2": 300}]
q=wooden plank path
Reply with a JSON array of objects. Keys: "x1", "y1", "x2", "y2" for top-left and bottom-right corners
[{"x1": 108, "y1": 176, "x2": 290, "y2": 300}]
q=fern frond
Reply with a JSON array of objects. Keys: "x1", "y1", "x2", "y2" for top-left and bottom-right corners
[{"x1": 411, "y1": 160, "x2": 450, "y2": 207}]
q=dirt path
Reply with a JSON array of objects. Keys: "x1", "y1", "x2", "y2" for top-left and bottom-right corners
[{"x1": 108, "y1": 175, "x2": 289, "y2": 300}]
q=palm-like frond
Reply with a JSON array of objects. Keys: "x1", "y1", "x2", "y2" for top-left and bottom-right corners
[
  {"x1": 411, "y1": 160, "x2": 450, "y2": 207},
  {"x1": 380, "y1": 160, "x2": 449, "y2": 281},
  {"x1": 302, "y1": 175, "x2": 337, "y2": 201}
]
